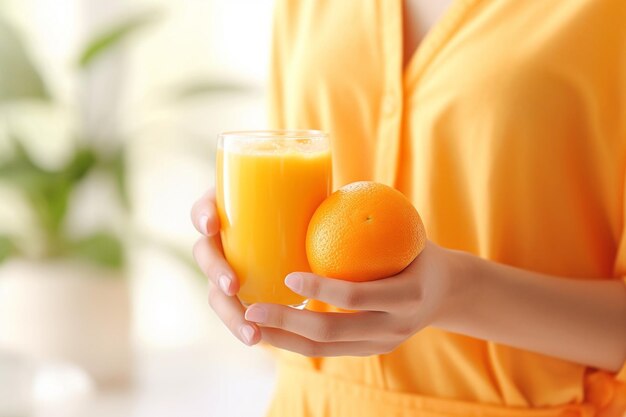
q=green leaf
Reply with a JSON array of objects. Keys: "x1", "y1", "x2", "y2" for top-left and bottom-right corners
[
  {"x1": 0, "y1": 235, "x2": 18, "y2": 263},
  {"x1": 36, "y1": 147, "x2": 97, "y2": 238},
  {"x1": 62, "y1": 147, "x2": 97, "y2": 182},
  {"x1": 0, "y1": 138, "x2": 40, "y2": 182},
  {"x1": 0, "y1": 138, "x2": 63, "y2": 242},
  {"x1": 36, "y1": 179, "x2": 72, "y2": 245},
  {"x1": 0, "y1": 136, "x2": 50, "y2": 196},
  {"x1": 0, "y1": 136, "x2": 99, "y2": 247},
  {"x1": 167, "y1": 80, "x2": 254, "y2": 102},
  {"x1": 101, "y1": 149, "x2": 128, "y2": 208},
  {"x1": 0, "y1": 17, "x2": 49, "y2": 101},
  {"x1": 78, "y1": 10, "x2": 162, "y2": 68},
  {"x1": 67, "y1": 232, "x2": 124, "y2": 269}
]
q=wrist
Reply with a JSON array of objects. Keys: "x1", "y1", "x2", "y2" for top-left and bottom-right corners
[{"x1": 431, "y1": 246, "x2": 482, "y2": 330}]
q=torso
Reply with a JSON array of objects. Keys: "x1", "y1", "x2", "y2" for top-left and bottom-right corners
[{"x1": 268, "y1": 1, "x2": 626, "y2": 412}]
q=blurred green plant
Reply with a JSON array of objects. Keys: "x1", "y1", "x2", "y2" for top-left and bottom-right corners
[
  {"x1": 0, "y1": 135, "x2": 124, "y2": 267},
  {"x1": 0, "y1": 9, "x2": 249, "y2": 273},
  {"x1": 0, "y1": 11, "x2": 163, "y2": 268},
  {"x1": 0, "y1": 11, "x2": 157, "y2": 269}
]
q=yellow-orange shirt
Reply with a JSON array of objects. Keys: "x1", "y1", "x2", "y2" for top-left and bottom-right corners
[{"x1": 267, "y1": 1, "x2": 626, "y2": 416}]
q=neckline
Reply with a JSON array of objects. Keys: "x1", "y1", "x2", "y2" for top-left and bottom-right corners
[
  {"x1": 401, "y1": 0, "x2": 481, "y2": 90},
  {"x1": 401, "y1": 0, "x2": 454, "y2": 71}
]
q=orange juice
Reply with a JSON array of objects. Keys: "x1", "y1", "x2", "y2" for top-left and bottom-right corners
[{"x1": 216, "y1": 131, "x2": 331, "y2": 306}]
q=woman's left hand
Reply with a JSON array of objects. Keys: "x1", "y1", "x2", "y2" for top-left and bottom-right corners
[{"x1": 244, "y1": 241, "x2": 466, "y2": 356}]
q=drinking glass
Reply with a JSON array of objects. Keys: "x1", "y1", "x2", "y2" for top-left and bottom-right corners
[{"x1": 216, "y1": 130, "x2": 331, "y2": 307}]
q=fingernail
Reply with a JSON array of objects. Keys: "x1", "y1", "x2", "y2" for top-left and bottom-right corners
[
  {"x1": 240, "y1": 324, "x2": 255, "y2": 345},
  {"x1": 199, "y1": 214, "x2": 209, "y2": 235},
  {"x1": 285, "y1": 274, "x2": 303, "y2": 293},
  {"x1": 218, "y1": 275, "x2": 231, "y2": 294},
  {"x1": 245, "y1": 305, "x2": 267, "y2": 323}
]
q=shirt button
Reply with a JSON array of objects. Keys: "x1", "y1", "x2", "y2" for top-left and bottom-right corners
[{"x1": 382, "y1": 93, "x2": 397, "y2": 115}]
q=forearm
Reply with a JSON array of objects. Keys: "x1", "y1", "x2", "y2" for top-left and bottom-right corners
[{"x1": 435, "y1": 249, "x2": 626, "y2": 372}]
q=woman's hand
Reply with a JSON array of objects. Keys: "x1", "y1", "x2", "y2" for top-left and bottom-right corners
[
  {"x1": 244, "y1": 241, "x2": 464, "y2": 357},
  {"x1": 191, "y1": 188, "x2": 465, "y2": 355},
  {"x1": 191, "y1": 189, "x2": 262, "y2": 346}
]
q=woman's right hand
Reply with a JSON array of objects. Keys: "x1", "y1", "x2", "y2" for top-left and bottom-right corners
[{"x1": 191, "y1": 189, "x2": 261, "y2": 346}]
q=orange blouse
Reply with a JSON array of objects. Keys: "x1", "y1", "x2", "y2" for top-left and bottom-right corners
[{"x1": 267, "y1": 0, "x2": 626, "y2": 416}]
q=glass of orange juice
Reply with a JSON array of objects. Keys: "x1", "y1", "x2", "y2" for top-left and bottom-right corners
[{"x1": 216, "y1": 130, "x2": 331, "y2": 307}]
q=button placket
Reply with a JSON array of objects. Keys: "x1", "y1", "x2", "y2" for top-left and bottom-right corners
[{"x1": 374, "y1": 0, "x2": 404, "y2": 186}]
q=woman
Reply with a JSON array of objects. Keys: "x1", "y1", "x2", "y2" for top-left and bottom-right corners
[{"x1": 192, "y1": 0, "x2": 626, "y2": 416}]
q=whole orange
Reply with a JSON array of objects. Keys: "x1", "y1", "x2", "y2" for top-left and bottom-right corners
[{"x1": 306, "y1": 181, "x2": 426, "y2": 281}]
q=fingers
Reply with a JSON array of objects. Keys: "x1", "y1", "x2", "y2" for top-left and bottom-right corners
[
  {"x1": 284, "y1": 272, "x2": 418, "y2": 312},
  {"x1": 191, "y1": 189, "x2": 220, "y2": 236},
  {"x1": 193, "y1": 236, "x2": 239, "y2": 295},
  {"x1": 193, "y1": 190, "x2": 254, "y2": 347},
  {"x1": 259, "y1": 328, "x2": 393, "y2": 357},
  {"x1": 245, "y1": 304, "x2": 389, "y2": 342},
  {"x1": 209, "y1": 285, "x2": 260, "y2": 346}
]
